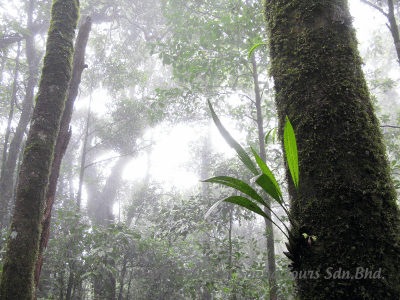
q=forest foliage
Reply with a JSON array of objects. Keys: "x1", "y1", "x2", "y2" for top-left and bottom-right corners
[{"x1": 0, "y1": 0, "x2": 400, "y2": 299}]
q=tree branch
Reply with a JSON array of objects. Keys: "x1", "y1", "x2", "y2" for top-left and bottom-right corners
[
  {"x1": 381, "y1": 125, "x2": 400, "y2": 129},
  {"x1": 360, "y1": 0, "x2": 388, "y2": 17},
  {"x1": 84, "y1": 143, "x2": 155, "y2": 169}
]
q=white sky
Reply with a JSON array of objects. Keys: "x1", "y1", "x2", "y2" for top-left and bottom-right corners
[
  {"x1": 122, "y1": 118, "x2": 241, "y2": 189},
  {"x1": 350, "y1": 0, "x2": 387, "y2": 45}
]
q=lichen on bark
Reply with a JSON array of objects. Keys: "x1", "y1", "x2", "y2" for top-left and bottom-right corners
[
  {"x1": 0, "y1": 0, "x2": 79, "y2": 298},
  {"x1": 264, "y1": 0, "x2": 400, "y2": 298}
]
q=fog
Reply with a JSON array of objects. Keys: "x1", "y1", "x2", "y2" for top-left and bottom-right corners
[{"x1": 0, "y1": 0, "x2": 400, "y2": 299}]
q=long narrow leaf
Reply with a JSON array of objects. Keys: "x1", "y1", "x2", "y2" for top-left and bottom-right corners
[
  {"x1": 272, "y1": 127, "x2": 277, "y2": 143},
  {"x1": 248, "y1": 43, "x2": 266, "y2": 58},
  {"x1": 203, "y1": 176, "x2": 266, "y2": 205},
  {"x1": 251, "y1": 148, "x2": 283, "y2": 201},
  {"x1": 284, "y1": 117, "x2": 299, "y2": 189},
  {"x1": 204, "y1": 198, "x2": 226, "y2": 220},
  {"x1": 204, "y1": 176, "x2": 290, "y2": 233},
  {"x1": 254, "y1": 174, "x2": 282, "y2": 205},
  {"x1": 223, "y1": 196, "x2": 288, "y2": 238},
  {"x1": 208, "y1": 100, "x2": 258, "y2": 175},
  {"x1": 264, "y1": 127, "x2": 276, "y2": 145},
  {"x1": 205, "y1": 196, "x2": 287, "y2": 238},
  {"x1": 255, "y1": 173, "x2": 292, "y2": 219}
]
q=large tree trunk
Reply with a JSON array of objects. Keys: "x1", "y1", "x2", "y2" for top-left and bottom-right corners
[
  {"x1": 88, "y1": 157, "x2": 128, "y2": 300},
  {"x1": 265, "y1": 0, "x2": 400, "y2": 298},
  {"x1": 0, "y1": 0, "x2": 79, "y2": 298},
  {"x1": 34, "y1": 16, "x2": 92, "y2": 298}
]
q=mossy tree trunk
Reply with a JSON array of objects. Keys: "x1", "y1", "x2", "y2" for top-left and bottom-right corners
[
  {"x1": 0, "y1": 0, "x2": 79, "y2": 298},
  {"x1": 264, "y1": 1, "x2": 400, "y2": 299},
  {"x1": 34, "y1": 16, "x2": 91, "y2": 299}
]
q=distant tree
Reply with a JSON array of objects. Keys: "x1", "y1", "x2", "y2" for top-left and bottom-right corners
[
  {"x1": 0, "y1": 0, "x2": 79, "y2": 298},
  {"x1": 0, "y1": 0, "x2": 47, "y2": 227},
  {"x1": 265, "y1": 0, "x2": 400, "y2": 298},
  {"x1": 154, "y1": 2, "x2": 280, "y2": 297}
]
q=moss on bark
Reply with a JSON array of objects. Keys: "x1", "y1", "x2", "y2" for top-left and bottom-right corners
[
  {"x1": 0, "y1": 0, "x2": 79, "y2": 298},
  {"x1": 264, "y1": 0, "x2": 400, "y2": 299}
]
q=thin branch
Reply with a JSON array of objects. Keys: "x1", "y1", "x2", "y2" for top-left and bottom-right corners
[
  {"x1": 238, "y1": 93, "x2": 255, "y2": 104},
  {"x1": 84, "y1": 143, "x2": 155, "y2": 169},
  {"x1": 243, "y1": 113, "x2": 257, "y2": 122},
  {"x1": 360, "y1": 0, "x2": 388, "y2": 17},
  {"x1": 381, "y1": 125, "x2": 400, "y2": 129}
]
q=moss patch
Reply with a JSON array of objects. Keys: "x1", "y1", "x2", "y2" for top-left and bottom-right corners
[
  {"x1": 0, "y1": 0, "x2": 79, "y2": 298},
  {"x1": 264, "y1": 0, "x2": 400, "y2": 298}
]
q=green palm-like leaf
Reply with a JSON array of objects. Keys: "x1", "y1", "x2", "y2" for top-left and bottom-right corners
[
  {"x1": 284, "y1": 116, "x2": 299, "y2": 189},
  {"x1": 208, "y1": 100, "x2": 258, "y2": 175},
  {"x1": 254, "y1": 174, "x2": 282, "y2": 205},
  {"x1": 205, "y1": 196, "x2": 288, "y2": 238},
  {"x1": 264, "y1": 127, "x2": 277, "y2": 145},
  {"x1": 204, "y1": 176, "x2": 290, "y2": 233},
  {"x1": 251, "y1": 148, "x2": 283, "y2": 202},
  {"x1": 248, "y1": 43, "x2": 267, "y2": 58},
  {"x1": 202, "y1": 176, "x2": 266, "y2": 206}
]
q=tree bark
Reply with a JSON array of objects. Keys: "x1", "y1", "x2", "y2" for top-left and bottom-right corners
[
  {"x1": 34, "y1": 16, "x2": 92, "y2": 298},
  {"x1": 265, "y1": 0, "x2": 400, "y2": 298},
  {"x1": 0, "y1": 0, "x2": 79, "y2": 297},
  {"x1": 250, "y1": 52, "x2": 277, "y2": 300}
]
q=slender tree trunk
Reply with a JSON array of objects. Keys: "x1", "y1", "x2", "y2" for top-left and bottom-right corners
[
  {"x1": 0, "y1": 57, "x2": 5, "y2": 86},
  {"x1": 1, "y1": 42, "x2": 21, "y2": 180},
  {"x1": 77, "y1": 93, "x2": 92, "y2": 212},
  {"x1": 65, "y1": 266, "x2": 75, "y2": 300},
  {"x1": 128, "y1": 134, "x2": 153, "y2": 227},
  {"x1": 0, "y1": 33, "x2": 40, "y2": 227},
  {"x1": 92, "y1": 158, "x2": 128, "y2": 300},
  {"x1": 66, "y1": 88, "x2": 93, "y2": 300},
  {"x1": 0, "y1": 0, "x2": 41, "y2": 227},
  {"x1": 0, "y1": 0, "x2": 79, "y2": 297},
  {"x1": 386, "y1": 0, "x2": 400, "y2": 64},
  {"x1": 125, "y1": 270, "x2": 133, "y2": 300},
  {"x1": 265, "y1": 0, "x2": 400, "y2": 298},
  {"x1": 89, "y1": 156, "x2": 127, "y2": 300},
  {"x1": 360, "y1": 0, "x2": 400, "y2": 66},
  {"x1": 250, "y1": 53, "x2": 277, "y2": 300},
  {"x1": 201, "y1": 121, "x2": 212, "y2": 201},
  {"x1": 117, "y1": 255, "x2": 128, "y2": 300},
  {"x1": 59, "y1": 270, "x2": 65, "y2": 300},
  {"x1": 228, "y1": 204, "x2": 233, "y2": 280},
  {"x1": 34, "y1": 18, "x2": 92, "y2": 298}
]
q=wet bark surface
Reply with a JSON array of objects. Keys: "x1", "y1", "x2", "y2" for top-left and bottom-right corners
[
  {"x1": 0, "y1": 0, "x2": 79, "y2": 297},
  {"x1": 265, "y1": 0, "x2": 400, "y2": 298}
]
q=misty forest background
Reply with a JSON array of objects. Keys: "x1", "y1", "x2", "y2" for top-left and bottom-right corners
[{"x1": 0, "y1": 0, "x2": 400, "y2": 299}]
